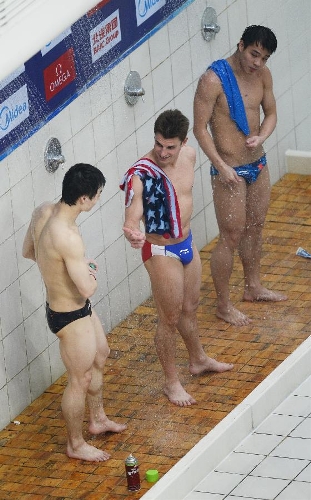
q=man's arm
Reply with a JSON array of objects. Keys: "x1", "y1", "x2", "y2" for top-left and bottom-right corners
[
  {"x1": 123, "y1": 175, "x2": 146, "y2": 249},
  {"x1": 59, "y1": 230, "x2": 98, "y2": 299},
  {"x1": 193, "y1": 71, "x2": 240, "y2": 184},
  {"x1": 246, "y1": 68, "x2": 277, "y2": 149}
]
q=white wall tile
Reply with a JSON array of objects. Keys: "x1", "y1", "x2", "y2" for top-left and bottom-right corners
[
  {"x1": 152, "y1": 58, "x2": 174, "y2": 112},
  {"x1": 0, "y1": 280, "x2": 23, "y2": 338},
  {"x1": 191, "y1": 209, "x2": 207, "y2": 252},
  {"x1": 100, "y1": 191, "x2": 125, "y2": 249},
  {"x1": 0, "y1": 157, "x2": 10, "y2": 197},
  {"x1": 136, "y1": 117, "x2": 154, "y2": 156},
  {"x1": 190, "y1": 32, "x2": 212, "y2": 82},
  {"x1": 32, "y1": 164, "x2": 56, "y2": 206},
  {"x1": 19, "y1": 264, "x2": 44, "y2": 319},
  {"x1": 0, "y1": 386, "x2": 10, "y2": 429},
  {"x1": 0, "y1": 237, "x2": 19, "y2": 293},
  {"x1": 168, "y1": 9, "x2": 189, "y2": 54},
  {"x1": 105, "y1": 236, "x2": 128, "y2": 292},
  {"x1": 72, "y1": 122, "x2": 96, "y2": 165},
  {"x1": 3, "y1": 324, "x2": 27, "y2": 381},
  {"x1": 292, "y1": 74, "x2": 311, "y2": 126},
  {"x1": 80, "y1": 206, "x2": 105, "y2": 259},
  {"x1": 7, "y1": 367, "x2": 31, "y2": 420},
  {"x1": 89, "y1": 72, "x2": 112, "y2": 119},
  {"x1": 276, "y1": 90, "x2": 295, "y2": 142},
  {"x1": 69, "y1": 91, "x2": 92, "y2": 136},
  {"x1": 28, "y1": 122, "x2": 51, "y2": 171},
  {"x1": 149, "y1": 24, "x2": 170, "y2": 70},
  {"x1": 24, "y1": 305, "x2": 49, "y2": 364},
  {"x1": 91, "y1": 252, "x2": 109, "y2": 305},
  {"x1": 49, "y1": 105, "x2": 73, "y2": 145},
  {"x1": 95, "y1": 294, "x2": 112, "y2": 333},
  {"x1": 133, "y1": 73, "x2": 155, "y2": 130},
  {"x1": 0, "y1": 341, "x2": 6, "y2": 388},
  {"x1": 11, "y1": 173, "x2": 34, "y2": 232},
  {"x1": 128, "y1": 264, "x2": 151, "y2": 311},
  {"x1": 8, "y1": 141, "x2": 31, "y2": 188},
  {"x1": 110, "y1": 57, "x2": 130, "y2": 103},
  {"x1": 93, "y1": 104, "x2": 116, "y2": 163},
  {"x1": 171, "y1": 42, "x2": 192, "y2": 97},
  {"x1": 129, "y1": 40, "x2": 151, "y2": 79},
  {"x1": 0, "y1": 191, "x2": 14, "y2": 244},
  {"x1": 29, "y1": 350, "x2": 52, "y2": 400},
  {"x1": 49, "y1": 340, "x2": 65, "y2": 382},
  {"x1": 113, "y1": 96, "x2": 136, "y2": 146},
  {"x1": 108, "y1": 278, "x2": 131, "y2": 328},
  {"x1": 117, "y1": 133, "x2": 138, "y2": 181}
]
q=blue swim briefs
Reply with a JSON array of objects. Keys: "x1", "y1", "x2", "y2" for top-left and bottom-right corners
[
  {"x1": 142, "y1": 231, "x2": 193, "y2": 265},
  {"x1": 211, "y1": 154, "x2": 267, "y2": 184}
]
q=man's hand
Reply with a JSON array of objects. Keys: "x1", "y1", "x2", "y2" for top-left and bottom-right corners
[
  {"x1": 123, "y1": 227, "x2": 146, "y2": 249},
  {"x1": 218, "y1": 164, "x2": 241, "y2": 186},
  {"x1": 246, "y1": 135, "x2": 264, "y2": 149}
]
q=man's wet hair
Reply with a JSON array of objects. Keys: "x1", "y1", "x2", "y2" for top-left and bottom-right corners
[
  {"x1": 240, "y1": 25, "x2": 277, "y2": 54},
  {"x1": 154, "y1": 109, "x2": 189, "y2": 142},
  {"x1": 61, "y1": 163, "x2": 106, "y2": 206}
]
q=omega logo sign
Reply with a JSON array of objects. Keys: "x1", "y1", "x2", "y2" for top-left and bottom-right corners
[{"x1": 43, "y1": 48, "x2": 76, "y2": 101}]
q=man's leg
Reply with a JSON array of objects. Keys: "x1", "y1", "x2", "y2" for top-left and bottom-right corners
[
  {"x1": 145, "y1": 255, "x2": 195, "y2": 406},
  {"x1": 87, "y1": 310, "x2": 127, "y2": 435},
  {"x1": 177, "y1": 245, "x2": 233, "y2": 375},
  {"x1": 145, "y1": 251, "x2": 233, "y2": 407},
  {"x1": 58, "y1": 316, "x2": 110, "y2": 462},
  {"x1": 240, "y1": 167, "x2": 287, "y2": 302},
  {"x1": 210, "y1": 176, "x2": 251, "y2": 325}
]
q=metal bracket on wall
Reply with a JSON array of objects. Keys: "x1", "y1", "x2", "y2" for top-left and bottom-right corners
[
  {"x1": 124, "y1": 71, "x2": 145, "y2": 105},
  {"x1": 44, "y1": 138, "x2": 65, "y2": 173},
  {"x1": 201, "y1": 7, "x2": 220, "y2": 42}
]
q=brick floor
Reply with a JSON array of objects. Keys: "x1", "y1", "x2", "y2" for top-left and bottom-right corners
[{"x1": 0, "y1": 174, "x2": 310, "y2": 500}]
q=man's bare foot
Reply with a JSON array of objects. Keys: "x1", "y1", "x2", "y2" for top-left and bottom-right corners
[
  {"x1": 243, "y1": 287, "x2": 287, "y2": 302},
  {"x1": 67, "y1": 441, "x2": 110, "y2": 462},
  {"x1": 216, "y1": 304, "x2": 251, "y2": 326},
  {"x1": 89, "y1": 417, "x2": 127, "y2": 436},
  {"x1": 164, "y1": 382, "x2": 197, "y2": 407},
  {"x1": 189, "y1": 356, "x2": 234, "y2": 376}
]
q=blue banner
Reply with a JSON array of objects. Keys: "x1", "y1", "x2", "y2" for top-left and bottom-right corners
[{"x1": 0, "y1": 0, "x2": 191, "y2": 161}]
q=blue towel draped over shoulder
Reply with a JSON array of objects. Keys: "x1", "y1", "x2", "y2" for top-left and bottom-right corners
[{"x1": 208, "y1": 59, "x2": 250, "y2": 135}]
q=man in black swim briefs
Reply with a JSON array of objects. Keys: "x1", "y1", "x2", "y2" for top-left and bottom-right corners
[
  {"x1": 194, "y1": 25, "x2": 287, "y2": 327},
  {"x1": 23, "y1": 163, "x2": 126, "y2": 462},
  {"x1": 46, "y1": 299, "x2": 92, "y2": 334},
  {"x1": 121, "y1": 110, "x2": 233, "y2": 408}
]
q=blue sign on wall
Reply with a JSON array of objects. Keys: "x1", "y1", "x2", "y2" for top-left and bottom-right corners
[{"x1": 0, "y1": 0, "x2": 192, "y2": 161}]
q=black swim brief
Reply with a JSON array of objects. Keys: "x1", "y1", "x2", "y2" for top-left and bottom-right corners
[{"x1": 46, "y1": 299, "x2": 92, "y2": 334}]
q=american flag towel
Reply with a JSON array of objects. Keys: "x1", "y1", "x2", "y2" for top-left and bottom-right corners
[{"x1": 120, "y1": 158, "x2": 182, "y2": 238}]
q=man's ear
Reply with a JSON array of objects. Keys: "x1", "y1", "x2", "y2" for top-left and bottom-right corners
[
  {"x1": 182, "y1": 137, "x2": 188, "y2": 146},
  {"x1": 238, "y1": 40, "x2": 244, "y2": 52}
]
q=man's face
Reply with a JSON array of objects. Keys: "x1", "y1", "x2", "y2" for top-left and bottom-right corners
[
  {"x1": 153, "y1": 133, "x2": 185, "y2": 167},
  {"x1": 239, "y1": 41, "x2": 271, "y2": 74}
]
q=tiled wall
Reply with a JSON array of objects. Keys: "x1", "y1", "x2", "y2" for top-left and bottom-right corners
[{"x1": 0, "y1": 0, "x2": 310, "y2": 430}]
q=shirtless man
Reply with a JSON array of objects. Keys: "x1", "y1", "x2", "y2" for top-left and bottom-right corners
[
  {"x1": 193, "y1": 25, "x2": 287, "y2": 327},
  {"x1": 120, "y1": 110, "x2": 233, "y2": 407},
  {"x1": 22, "y1": 163, "x2": 126, "y2": 462}
]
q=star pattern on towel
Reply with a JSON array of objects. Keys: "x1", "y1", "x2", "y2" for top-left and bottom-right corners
[{"x1": 144, "y1": 177, "x2": 170, "y2": 233}]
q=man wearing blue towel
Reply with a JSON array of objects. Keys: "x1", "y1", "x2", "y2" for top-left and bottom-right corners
[
  {"x1": 121, "y1": 110, "x2": 233, "y2": 407},
  {"x1": 194, "y1": 25, "x2": 287, "y2": 326}
]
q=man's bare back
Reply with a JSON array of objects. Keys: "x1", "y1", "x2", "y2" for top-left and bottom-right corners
[
  {"x1": 31, "y1": 202, "x2": 87, "y2": 311},
  {"x1": 23, "y1": 164, "x2": 126, "y2": 461}
]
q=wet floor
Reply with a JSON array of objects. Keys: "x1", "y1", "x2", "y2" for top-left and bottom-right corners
[{"x1": 0, "y1": 173, "x2": 310, "y2": 500}]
